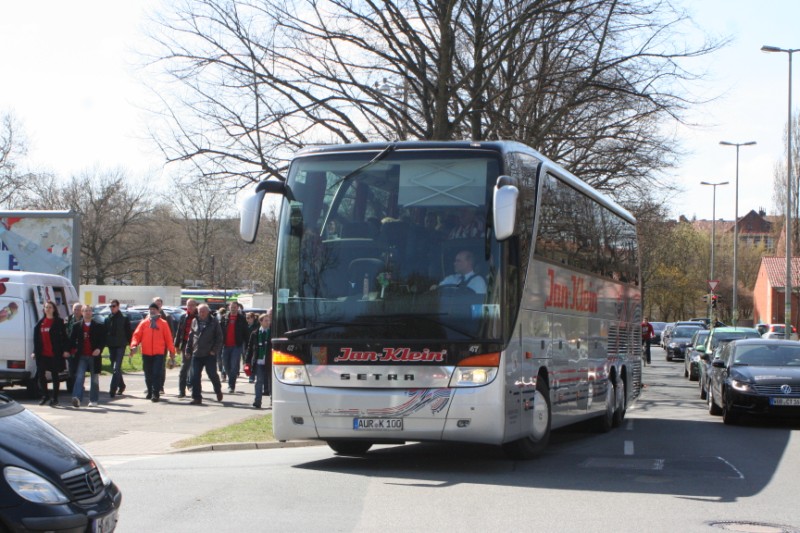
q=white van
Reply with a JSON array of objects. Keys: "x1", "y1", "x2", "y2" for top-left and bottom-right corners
[{"x1": 0, "y1": 270, "x2": 79, "y2": 395}]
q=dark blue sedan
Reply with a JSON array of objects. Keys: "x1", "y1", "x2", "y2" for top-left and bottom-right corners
[
  {"x1": 0, "y1": 394, "x2": 121, "y2": 531},
  {"x1": 707, "y1": 339, "x2": 800, "y2": 425}
]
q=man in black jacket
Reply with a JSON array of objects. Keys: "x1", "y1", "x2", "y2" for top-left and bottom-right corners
[
  {"x1": 219, "y1": 301, "x2": 248, "y2": 393},
  {"x1": 70, "y1": 305, "x2": 106, "y2": 408},
  {"x1": 105, "y1": 299, "x2": 131, "y2": 397},
  {"x1": 175, "y1": 299, "x2": 198, "y2": 398},
  {"x1": 187, "y1": 304, "x2": 224, "y2": 405}
]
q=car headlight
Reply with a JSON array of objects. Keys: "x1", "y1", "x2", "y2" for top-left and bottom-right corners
[
  {"x1": 93, "y1": 460, "x2": 112, "y2": 487},
  {"x1": 731, "y1": 379, "x2": 753, "y2": 392},
  {"x1": 668, "y1": 342, "x2": 678, "y2": 348},
  {"x1": 4, "y1": 466, "x2": 69, "y2": 504}
]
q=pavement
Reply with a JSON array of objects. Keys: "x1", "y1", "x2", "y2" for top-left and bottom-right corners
[{"x1": 7, "y1": 367, "x2": 321, "y2": 456}]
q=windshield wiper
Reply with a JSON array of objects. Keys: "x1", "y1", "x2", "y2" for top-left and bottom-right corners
[
  {"x1": 284, "y1": 320, "x2": 382, "y2": 339},
  {"x1": 334, "y1": 144, "x2": 396, "y2": 185},
  {"x1": 381, "y1": 313, "x2": 474, "y2": 338}
]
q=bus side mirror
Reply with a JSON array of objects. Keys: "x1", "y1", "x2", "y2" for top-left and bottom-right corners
[
  {"x1": 493, "y1": 175, "x2": 518, "y2": 241},
  {"x1": 240, "y1": 179, "x2": 289, "y2": 243}
]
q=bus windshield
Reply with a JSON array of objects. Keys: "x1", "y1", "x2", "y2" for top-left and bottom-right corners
[{"x1": 273, "y1": 148, "x2": 504, "y2": 342}]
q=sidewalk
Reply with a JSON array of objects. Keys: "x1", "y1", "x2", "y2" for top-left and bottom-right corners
[{"x1": 15, "y1": 368, "x2": 301, "y2": 456}]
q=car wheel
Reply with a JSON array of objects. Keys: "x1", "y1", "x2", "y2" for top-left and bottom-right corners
[
  {"x1": 722, "y1": 398, "x2": 740, "y2": 425},
  {"x1": 327, "y1": 440, "x2": 373, "y2": 456},
  {"x1": 503, "y1": 377, "x2": 551, "y2": 459},
  {"x1": 708, "y1": 387, "x2": 722, "y2": 416}
]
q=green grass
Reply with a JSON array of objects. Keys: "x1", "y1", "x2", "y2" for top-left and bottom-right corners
[
  {"x1": 174, "y1": 414, "x2": 275, "y2": 448},
  {"x1": 97, "y1": 348, "x2": 183, "y2": 374}
]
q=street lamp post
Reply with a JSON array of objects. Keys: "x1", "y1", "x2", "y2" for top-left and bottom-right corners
[
  {"x1": 719, "y1": 140, "x2": 757, "y2": 327},
  {"x1": 761, "y1": 45, "x2": 798, "y2": 336},
  {"x1": 701, "y1": 181, "x2": 729, "y2": 321}
]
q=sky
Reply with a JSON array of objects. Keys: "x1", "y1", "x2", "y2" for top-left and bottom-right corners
[{"x1": 1, "y1": 0, "x2": 800, "y2": 222}]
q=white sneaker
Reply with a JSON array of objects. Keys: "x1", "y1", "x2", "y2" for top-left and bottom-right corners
[{"x1": 88, "y1": 402, "x2": 98, "y2": 407}]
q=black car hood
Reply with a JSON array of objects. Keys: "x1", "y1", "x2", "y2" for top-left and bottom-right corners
[
  {"x1": 0, "y1": 401, "x2": 90, "y2": 474},
  {"x1": 731, "y1": 366, "x2": 800, "y2": 385}
]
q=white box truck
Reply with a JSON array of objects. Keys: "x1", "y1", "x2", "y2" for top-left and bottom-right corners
[{"x1": 0, "y1": 270, "x2": 79, "y2": 395}]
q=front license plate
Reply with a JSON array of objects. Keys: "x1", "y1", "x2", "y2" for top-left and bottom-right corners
[
  {"x1": 353, "y1": 418, "x2": 403, "y2": 431},
  {"x1": 92, "y1": 511, "x2": 118, "y2": 533},
  {"x1": 770, "y1": 397, "x2": 800, "y2": 406}
]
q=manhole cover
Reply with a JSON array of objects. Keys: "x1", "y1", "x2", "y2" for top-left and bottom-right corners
[{"x1": 708, "y1": 521, "x2": 800, "y2": 533}]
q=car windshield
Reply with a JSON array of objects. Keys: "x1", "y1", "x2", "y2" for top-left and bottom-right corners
[
  {"x1": 734, "y1": 344, "x2": 800, "y2": 366},
  {"x1": 674, "y1": 326, "x2": 701, "y2": 337},
  {"x1": 711, "y1": 331, "x2": 760, "y2": 348}
]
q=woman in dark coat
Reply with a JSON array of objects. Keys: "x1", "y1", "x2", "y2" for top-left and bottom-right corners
[{"x1": 32, "y1": 301, "x2": 70, "y2": 406}]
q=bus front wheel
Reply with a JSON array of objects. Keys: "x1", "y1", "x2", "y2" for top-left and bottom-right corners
[
  {"x1": 503, "y1": 378, "x2": 551, "y2": 460},
  {"x1": 327, "y1": 440, "x2": 373, "y2": 456}
]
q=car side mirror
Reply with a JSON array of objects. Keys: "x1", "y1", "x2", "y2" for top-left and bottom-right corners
[
  {"x1": 712, "y1": 360, "x2": 725, "y2": 368},
  {"x1": 695, "y1": 344, "x2": 705, "y2": 352}
]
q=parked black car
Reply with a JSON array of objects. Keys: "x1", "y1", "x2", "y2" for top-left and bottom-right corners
[
  {"x1": 0, "y1": 394, "x2": 121, "y2": 531},
  {"x1": 699, "y1": 327, "x2": 762, "y2": 400},
  {"x1": 684, "y1": 329, "x2": 710, "y2": 381},
  {"x1": 707, "y1": 339, "x2": 800, "y2": 425},
  {"x1": 666, "y1": 325, "x2": 703, "y2": 361},
  {"x1": 651, "y1": 321, "x2": 667, "y2": 345}
]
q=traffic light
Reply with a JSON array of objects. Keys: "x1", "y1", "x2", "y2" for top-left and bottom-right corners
[
  {"x1": 711, "y1": 294, "x2": 718, "y2": 309},
  {"x1": 702, "y1": 294, "x2": 709, "y2": 303}
]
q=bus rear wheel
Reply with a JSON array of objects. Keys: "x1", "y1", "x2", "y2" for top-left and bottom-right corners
[
  {"x1": 327, "y1": 440, "x2": 373, "y2": 456},
  {"x1": 503, "y1": 378, "x2": 551, "y2": 460}
]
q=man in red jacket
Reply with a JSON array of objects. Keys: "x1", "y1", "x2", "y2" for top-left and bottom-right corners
[
  {"x1": 641, "y1": 318, "x2": 654, "y2": 366},
  {"x1": 131, "y1": 303, "x2": 176, "y2": 402}
]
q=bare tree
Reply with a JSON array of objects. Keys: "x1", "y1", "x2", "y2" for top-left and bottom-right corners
[
  {"x1": 18, "y1": 168, "x2": 161, "y2": 285},
  {"x1": 772, "y1": 111, "x2": 800, "y2": 251},
  {"x1": 145, "y1": 0, "x2": 722, "y2": 202},
  {"x1": 0, "y1": 112, "x2": 34, "y2": 207}
]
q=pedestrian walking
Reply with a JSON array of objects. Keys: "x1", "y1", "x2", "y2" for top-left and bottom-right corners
[
  {"x1": 186, "y1": 303, "x2": 224, "y2": 405},
  {"x1": 69, "y1": 305, "x2": 106, "y2": 408},
  {"x1": 246, "y1": 311, "x2": 272, "y2": 409},
  {"x1": 641, "y1": 318, "x2": 654, "y2": 366},
  {"x1": 175, "y1": 299, "x2": 198, "y2": 398},
  {"x1": 130, "y1": 303, "x2": 176, "y2": 402},
  {"x1": 153, "y1": 296, "x2": 175, "y2": 395},
  {"x1": 219, "y1": 301, "x2": 248, "y2": 393},
  {"x1": 104, "y1": 299, "x2": 131, "y2": 397},
  {"x1": 32, "y1": 301, "x2": 70, "y2": 407},
  {"x1": 245, "y1": 312, "x2": 259, "y2": 383},
  {"x1": 64, "y1": 302, "x2": 83, "y2": 392}
]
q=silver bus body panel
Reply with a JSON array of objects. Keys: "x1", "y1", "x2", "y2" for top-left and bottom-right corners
[{"x1": 272, "y1": 372, "x2": 507, "y2": 444}]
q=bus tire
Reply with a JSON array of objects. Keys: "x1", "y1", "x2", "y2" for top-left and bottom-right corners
[
  {"x1": 503, "y1": 378, "x2": 551, "y2": 460},
  {"x1": 612, "y1": 376, "x2": 626, "y2": 428},
  {"x1": 327, "y1": 440, "x2": 373, "y2": 456},
  {"x1": 596, "y1": 381, "x2": 615, "y2": 433}
]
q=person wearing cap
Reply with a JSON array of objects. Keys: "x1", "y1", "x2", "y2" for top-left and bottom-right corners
[{"x1": 130, "y1": 303, "x2": 176, "y2": 402}]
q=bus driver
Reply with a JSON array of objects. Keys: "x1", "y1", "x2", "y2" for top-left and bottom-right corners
[{"x1": 431, "y1": 250, "x2": 487, "y2": 294}]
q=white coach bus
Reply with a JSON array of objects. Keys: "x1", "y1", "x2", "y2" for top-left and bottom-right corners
[{"x1": 240, "y1": 141, "x2": 642, "y2": 459}]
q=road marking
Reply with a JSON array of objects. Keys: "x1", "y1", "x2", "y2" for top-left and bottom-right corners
[
  {"x1": 625, "y1": 419, "x2": 634, "y2": 431},
  {"x1": 624, "y1": 440, "x2": 634, "y2": 455},
  {"x1": 716, "y1": 456, "x2": 745, "y2": 479}
]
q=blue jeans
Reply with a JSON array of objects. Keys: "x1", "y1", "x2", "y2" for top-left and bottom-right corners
[
  {"x1": 254, "y1": 364, "x2": 266, "y2": 405},
  {"x1": 222, "y1": 345, "x2": 243, "y2": 389},
  {"x1": 191, "y1": 356, "x2": 222, "y2": 401},
  {"x1": 72, "y1": 355, "x2": 99, "y2": 403},
  {"x1": 108, "y1": 346, "x2": 127, "y2": 393},
  {"x1": 142, "y1": 354, "x2": 165, "y2": 397}
]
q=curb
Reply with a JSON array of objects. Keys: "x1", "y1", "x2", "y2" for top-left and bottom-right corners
[{"x1": 174, "y1": 440, "x2": 325, "y2": 453}]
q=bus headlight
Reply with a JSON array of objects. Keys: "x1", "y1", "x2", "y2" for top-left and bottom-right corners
[
  {"x1": 273, "y1": 351, "x2": 310, "y2": 385},
  {"x1": 449, "y1": 367, "x2": 498, "y2": 387},
  {"x1": 276, "y1": 366, "x2": 310, "y2": 385}
]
